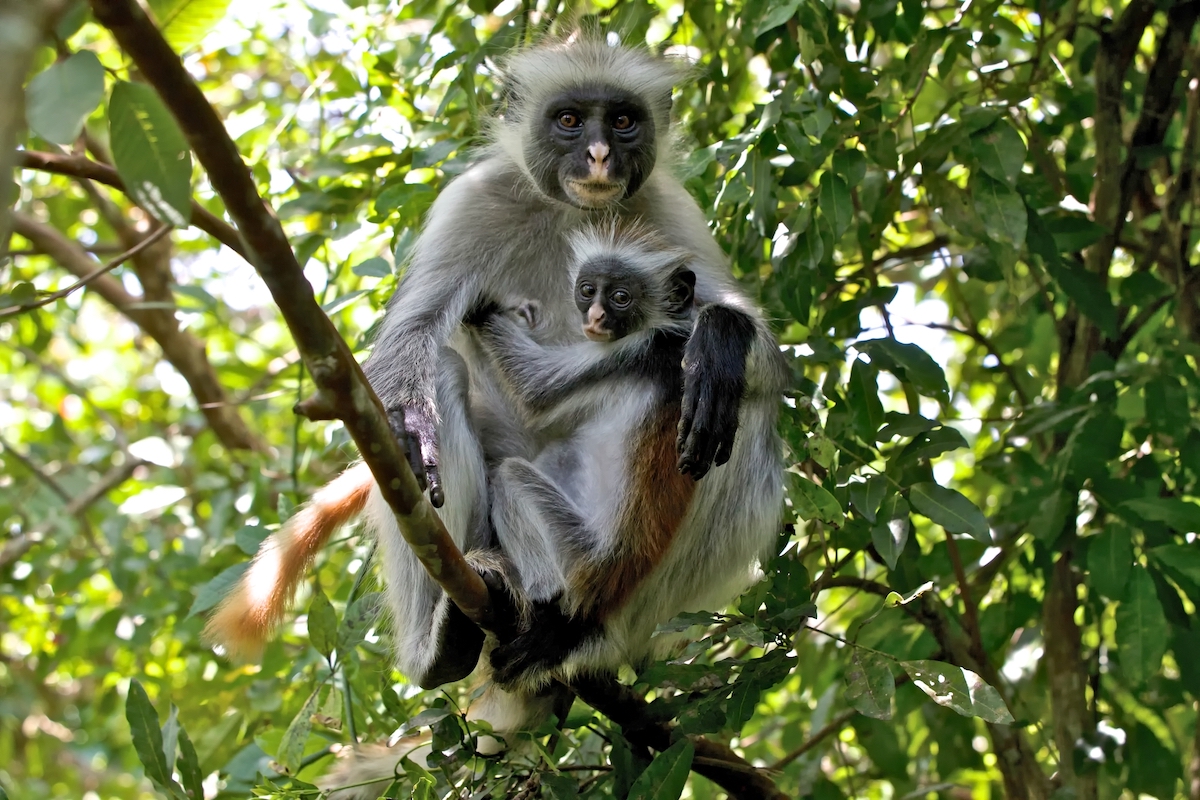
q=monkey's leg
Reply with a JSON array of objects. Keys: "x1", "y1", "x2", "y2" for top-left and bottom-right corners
[
  {"x1": 489, "y1": 457, "x2": 600, "y2": 686},
  {"x1": 365, "y1": 347, "x2": 490, "y2": 689}
]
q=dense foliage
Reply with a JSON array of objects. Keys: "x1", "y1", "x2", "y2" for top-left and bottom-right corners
[{"x1": 3, "y1": 0, "x2": 1200, "y2": 798}]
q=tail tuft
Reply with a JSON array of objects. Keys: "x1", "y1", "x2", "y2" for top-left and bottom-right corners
[{"x1": 203, "y1": 463, "x2": 374, "y2": 659}]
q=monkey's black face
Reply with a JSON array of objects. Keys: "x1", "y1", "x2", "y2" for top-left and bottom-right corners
[
  {"x1": 575, "y1": 263, "x2": 649, "y2": 342},
  {"x1": 527, "y1": 85, "x2": 658, "y2": 209}
]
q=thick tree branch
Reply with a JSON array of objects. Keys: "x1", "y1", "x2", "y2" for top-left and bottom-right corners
[
  {"x1": 0, "y1": 1, "x2": 66, "y2": 245},
  {"x1": 771, "y1": 709, "x2": 857, "y2": 770},
  {"x1": 1044, "y1": 549, "x2": 1094, "y2": 799},
  {"x1": 11, "y1": 212, "x2": 266, "y2": 453},
  {"x1": 570, "y1": 676, "x2": 788, "y2": 800},
  {"x1": 17, "y1": 150, "x2": 249, "y2": 260}
]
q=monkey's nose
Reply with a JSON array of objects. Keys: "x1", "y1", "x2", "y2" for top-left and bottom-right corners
[{"x1": 587, "y1": 143, "x2": 610, "y2": 165}]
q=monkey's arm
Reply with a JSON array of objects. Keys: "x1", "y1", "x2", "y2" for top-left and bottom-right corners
[
  {"x1": 362, "y1": 177, "x2": 491, "y2": 505},
  {"x1": 473, "y1": 314, "x2": 644, "y2": 415}
]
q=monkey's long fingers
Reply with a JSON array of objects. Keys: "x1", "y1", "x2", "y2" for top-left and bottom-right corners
[
  {"x1": 389, "y1": 407, "x2": 430, "y2": 492},
  {"x1": 678, "y1": 390, "x2": 718, "y2": 479},
  {"x1": 421, "y1": 428, "x2": 443, "y2": 508}
]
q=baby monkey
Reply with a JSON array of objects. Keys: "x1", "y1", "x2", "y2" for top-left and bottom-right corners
[{"x1": 467, "y1": 224, "x2": 699, "y2": 688}]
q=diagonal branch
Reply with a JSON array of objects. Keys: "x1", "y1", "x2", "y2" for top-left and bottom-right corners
[
  {"x1": 11, "y1": 212, "x2": 267, "y2": 453},
  {"x1": 17, "y1": 150, "x2": 249, "y2": 260},
  {"x1": 0, "y1": 224, "x2": 171, "y2": 318}
]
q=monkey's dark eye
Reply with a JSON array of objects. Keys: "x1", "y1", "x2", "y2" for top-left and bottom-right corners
[
  {"x1": 578, "y1": 282, "x2": 596, "y2": 300},
  {"x1": 610, "y1": 289, "x2": 632, "y2": 308},
  {"x1": 557, "y1": 112, "x2": 583, "y2": 130},
  {"x1": 612, "y1": 114, "x2": 635, "y2": 131}
]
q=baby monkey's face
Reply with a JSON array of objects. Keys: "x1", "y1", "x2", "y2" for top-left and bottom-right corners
[{"x1": 575, "y1": 267, "x2": 646, "y2": 342}]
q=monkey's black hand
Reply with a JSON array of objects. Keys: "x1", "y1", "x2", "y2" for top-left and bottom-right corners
[
  {"x1": 388, "y1": 402, "x2": 443, "y2": 507},
  {"x1": 489, "y1": 599, "x2": 594, "y2": 687},
  {"x1": 677, "y1": 305, "x2": 755, "y2": 479}
]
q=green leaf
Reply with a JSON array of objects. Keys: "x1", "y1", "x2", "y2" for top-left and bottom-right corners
[
  {"x1": 351, "y1": 256, "x2": 392, "y2": 278},
  {"x1": 176, "y1": 725, "x2": 203, "y2": 800},
  {"x1": 847, "y1": 358, "x2": 885, "y2": 441},
  {"x1": 1045, "y1": 260, "x2": 1119, "y2": 339},
  {"x1": 856, "y1": 339, "x2": 949, "y2": 399},
  {"x1": 188, "y1": 563, "x2": 247, "y2": 617},
  {"x1": 819, "y1": 172, "x2": 854, "y2": 239},
  {"x1": 755, "y1": 0, "x2": 801, "y2": 34},
  {"x1": 1086, "y1": 525, "x2": 1132, "y2": 599},
  {"x1": 25, "y1": 51, "x2": 106, "y2": 145},
  {"x1": 1115, "y1": 566, "x2": 1169, "y2": 685},
  {"x1": 234, "y1": 524, "x2": 270, "y2": 556},
  {"x1": 908, "y1": 483, "x2": 990, "y2": 542},
  {"x1": 160, "y1": 704, "x2": 180, "y2": 775},
  {"x1": 1122, "y1": 498, "x2": 1200, "y2": 533},
  {"x1": 895, "y1": 426, "x2": 968, "y2": 464},
  {"x1": 148, "y1": 0, "x2": 232, "y2": 52},
  {"x1": 871, "y1": 496, "x2": 910, "y2": 570},
  {"x1": 844, "y1": 650, "x2": 895, "y2": 719},
  {"x1": 307, "y1": 587, "x2": 338, "y2": 659},
  {"x1": 626, "y1": 739, "x2": 694, "y2": 800},
  {"x1": 108, "y1": 81, "x2": 193, "y2": 226},
  {"x1": 1125, "y1": 722, "x2": 1182, "y2": 800},
  {"x1": 788, "y1": 473, "x2": 845, "y2": 527},
  {"x1": 971, "y1": 174, "x2": 1026, "y2": 246},
  {"x1": 900, "y1": 660, "x2": 1014, "y2": 724},
  {"x1": 374, "y1": 183, "x2": 435, "y2": 220},
  {"x1": 969, "y1": 120, "x2": 1026, "y2": 187},
  {"x1": 277, "y1": 685, "x2": 320, "y2": 774},
  {"x1": 1044, "y1": 215, "x2": 1107, "y2": 252},
  {"x1": 1148, "y1": 544, "x2": 1200, "y2": 585},
  {"x1": 541, "y1": 773, "x2": 580, "y2": 799},
  {"x1": 337, "y1": 591, "x2": 382, "y2": 653},
  {"x1": 125, "y1": 680, "x2": 185, "y2": 798},
  {"x1": 725, "y1": 678, "x2": 762, "y2": 731},
  {"x1": 849, "y1": 475, "x2": 887, "y2": 522}
]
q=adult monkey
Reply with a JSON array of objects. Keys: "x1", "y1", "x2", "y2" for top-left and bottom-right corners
[{"x1": 360, "y1": 35, "x2": 788, "y2": 695}]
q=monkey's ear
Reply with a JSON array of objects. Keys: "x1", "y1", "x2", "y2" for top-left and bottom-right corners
[{"x1": 667, "y1": 268, "x2": 696, "y2": 313}]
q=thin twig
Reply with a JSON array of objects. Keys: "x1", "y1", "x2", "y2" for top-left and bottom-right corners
[
  {"x1": 0, "y1": 224, "x2": 172, "y2": 319},
  {"x1": 771, "y1": 710, "x2": 856, "y2": 770}
]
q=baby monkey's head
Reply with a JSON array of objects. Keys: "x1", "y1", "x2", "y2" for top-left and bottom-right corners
[{"x1": 569, "y1": 225, "x2": 696, "y2": 343}]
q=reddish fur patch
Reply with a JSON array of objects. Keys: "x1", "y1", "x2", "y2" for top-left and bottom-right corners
[
  {"x1": 203, "y1": 465, "x2": 374, "y2": 659},
  {"x1": 570, "y1": 408, "x2": 695, "y2": 620}
]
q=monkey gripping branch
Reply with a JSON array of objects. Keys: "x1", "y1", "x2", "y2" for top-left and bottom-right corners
[{"x1": 82, "y1": 1, "x2": 787, "y2": 797}]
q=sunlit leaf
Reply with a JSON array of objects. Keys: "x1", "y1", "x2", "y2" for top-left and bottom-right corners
[
  {"x1": 108, "y1": 81, "x2": 193, "y2": 226},
  {"x1": 901, "y1": 661, "x2": 1014, "y2": 724},
  {"x1": 627, "y1": 739, "x2": 694, "y2": 800},
  {"x1": 844, "y1": 650, "x2": 895, "y2": 719},
  {"x1": 788, "y1": 472, "x2": 845, "y2": 526},
  {"x1": 908, "y1": 483, "x2": 990, "y2": 542},
  {"x1": 1116, "y1": 567, "x2": 1168, "y2": 685},
  {"x1": 25, "y1": 51, "x2": 105, "y2": 145},
  {"x1": 125, "y1": 680, "x2": 186, "y2": 798}
]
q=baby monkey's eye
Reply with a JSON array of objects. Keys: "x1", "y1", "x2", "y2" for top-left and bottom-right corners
[
  {"x1": 613, "y1": 115, "x2": 634, "y2": 131},
  {"x1": 578, "y1": 282, "x2": 597, "y2": 299},
  {"x1": 610, "y1": 289, "x2": 632, "y2": 307},
  {"x1": 558, "y1": 112, "x2": 583, "y2": 129}
]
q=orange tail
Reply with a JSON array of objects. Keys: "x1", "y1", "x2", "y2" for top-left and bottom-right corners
[{"x1": 203, "y1": 463, "x2": 374, "y2": 660}]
